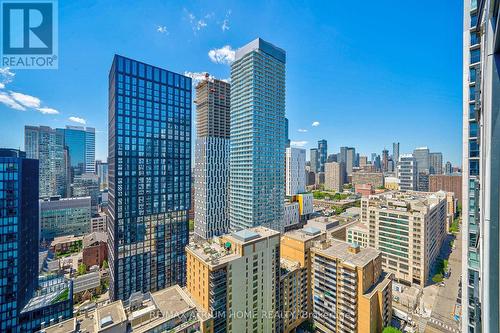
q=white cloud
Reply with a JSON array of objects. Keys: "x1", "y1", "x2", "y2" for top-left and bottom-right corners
[
  {"x1": 0, "y1": 83, "x2": 4, "y2": 89},
  {"x1": 69, "y1": 116, "x2": 86, "y2": 125},
  {"x1": 185, "y1": 10, "x2": 209, "y2": 33},
  {"x1": 298, "y1": 128, "x2": 308, "y2": 133},
  {"x1": 0, "y1": 92, "x2": 25, "y2": 110},
  {"x1": 291, "y1": 141, "x2": 308, "y2": 148},
  {"x1": 157, "y1": 25, "x2": 168, "y2": 34},
  {"x1": 196, "y1": 20, "x2": 207, "y2": 30},
  {"x1": 37, "y1": 107, "x2": 59, "y2": 115},
  {"x1": 0, "y1": 67, "x2": 15, "y2": 87},
  {"x1": 10, "y1": 92, "x2": 41, "y2": 108},
  {"x1": 312, "y1": 121, "x2": 320, "y2": 127},
  {"x1": 208, "y1": 45, "x2": 235, "y2": 65},
  {"x1": 221, "y1": 10, "x2": 231, "y2": 31}
]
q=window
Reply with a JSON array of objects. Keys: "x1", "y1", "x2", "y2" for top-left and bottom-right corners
[
  {"x1": 470, "y1": 67, "x2": 477, "y2": 82},
  {"x1": 470, "y1": 49, "x2": 480, "y2": 64},
  {"x1": 469, "y1": 121, "x2": 478, "y2": 137}
]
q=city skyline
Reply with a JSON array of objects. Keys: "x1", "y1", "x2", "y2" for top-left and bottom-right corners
[{"x1": 0, "y1": 1, "x2": 462, "y2": 165}]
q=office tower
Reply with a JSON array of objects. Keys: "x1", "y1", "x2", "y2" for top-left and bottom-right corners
[
  {"x1": 285, "y1": 117, "x2": 291, "y2": 148},
  {"x1": 229, "y1": 38, "x2": 286, "y2": 231},
  {"x1": 359, "y1": 155, "x2": 368, "y2": 167},
  {"x1": 194, "y1": 76, "x2": 231, "y2": 240},
  {"x1": 317, "y1": 139, "x2": 327, "y2": 172},
  {"x1": 324, "y1": 161, "x2": 345, "y2": 192},
  {"x1": 429, "y1": 152, "x2": 443, "y2": 174},
  {"x1": 306, "y1": 171, "x2": 316, "y2": 186},
  {"x1": 445, "y1": 161, "x2": 453, "y2": 175},
  {"x1": 24, "y1": 125, "x2": 68, "y2": 198},
  {"x1": 462, "y1": 2, "x2": 499, "y2": 330},
  {"x1": 0, "y1": 149, "x2": 73, "y2": 332},
  {"x1": 186, "y1": 227, "x2": 280, "y2": 333},
  {"x1": 392, "y1": 142, "x2": 400, "y2": 164},
  {"x1": 398, "y1": 154, "x2": 417, "y2": 190},
  {"x1": 351, "y1": 171, "x2": 384, "y2": 188},
  {"x1": 95, "y1": 159, "x2": 109, "y2": 190},
  {"x1": 417, "y1": 171, "x2": 430, "y2": 191},
  {"x1": 310, "y1": 148, "x2": 319, "y2": 173},
  {"x1": 58, "y1": 126, "x2": 96, "y2": 180},
  {"x1": 345, "y1": 147, "x2": 356, "y2": 175},
  {"x1": 72, "y1": 173, "x2": 100, "y2": 215},
  {"x1": 40, "y1": 196, "x2": 91, "y2": 240},
  {"x1": 311, "y1": 238, "x2": 392, "y2": 333},
  {"x1": 429, "y1": 174, "x2": 463, "y2": 201},
  {"x1": 107, "y1": 55, "x2": 191, "y2": 300},
  {"x1": 413, "y1": 146, "x2": 430, "y2": 173},
  {"x1": 388, "y1": 159, "x2": 395, "y2": 173},
  {"x1": 361, "y1": 191, "x2": 447, "y2": 287},
  {"x1": 327, "y1": 153, "x2": 337, "y2": 163},
  {"x1": 374, "y1": 155, "x2": 381, "y2": 171},
  {"x1": 285, "y1": 147, "x2": 306, "y2": 196},
  {"x1": 371, "y1": 152, "x2": 377, "y2": 163},
  {"x1": 382, "y1": 149, "x2": 389, "y2": 172}
]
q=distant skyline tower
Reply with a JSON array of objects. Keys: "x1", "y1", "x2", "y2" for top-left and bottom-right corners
[
  {"x1": 412, "y1": 147, "x2": 430, "y2": 173},
  {"x1": 0, "y1": 149, "x2": 39, "y2": 332},
  {"x1": 310, "y1": 148, "x2": 319, "y2": 173},
  {"x1": 194, "y1": 75, "x2": 231, "y2": 239},
  {"x1": 444, "y1": 161, "x2": 453, "y2": 175},
  {"x1": 392, "y1": 142, "x2": 400, "y2": 164},
  {"x1": 58, "y1": 126, "x2": 96, "y2": 180},
  {"x1": 229, "y1": 38, "x2": 286, "y2": 231},
  {"x1": 429, "y1": 152, "x2": 443, "y2": 174},
  {"x1": 24, "y1": 125, "x2": 68, "y2": 198},
  {"x1": 382, "y1": 149, "x2": 389, "y2": 172},
  {"x1": 317, "y1": 139, "x2": 327, "y2": 172},
  {"x1": 107, "y1": 55, "x2": 191, "y2": 301}
]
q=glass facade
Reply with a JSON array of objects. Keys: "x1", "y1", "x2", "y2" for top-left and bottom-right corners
[
  {"x1": 108, "y1": 55, "x2": 191, "y2": 301},
  {"x1": 58, "y1": 126, "x2": 96, "y2": 179}
]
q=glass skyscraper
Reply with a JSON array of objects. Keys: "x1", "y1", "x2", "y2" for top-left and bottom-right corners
[
  {"x1": 0, "y1": 149, "x2": 38, "y2": 332},
  {"x1": 107, "y1": 55, "x2": 191, "y2": 301},
  {"x1": 229, "y1": 38, "x2": 286, "y2": 231},
  {"x1": 317, "y1": 139, "x2": 327, "y2": 172},
  {"x1": 58, "y1": 126, "x2": 96, "y2": 179},
  {"x1": 24, "y1": 126, "x2": 68, "y2": 198}
]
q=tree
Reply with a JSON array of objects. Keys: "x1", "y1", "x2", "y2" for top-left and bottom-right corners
[
  {"x1": 78, "y1": 263, "x2": 87, "y2": 275},
  {"x1": 382, "y1": 327, "x2": 402, "y2": 333},
  {"x1": 101, "y1": 259, "x2": 108, "y2": 269}
]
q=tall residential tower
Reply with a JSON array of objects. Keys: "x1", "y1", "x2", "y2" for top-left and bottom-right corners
[
  {"x1": 194, "y1": 75, "x2": 231, "y2": 239},
  {"x1": 107, "y1": 55, "x2": 191, "y2": 300},
  {"x1": 229, "y1": 38, "x2": 286, "y2": 231}
]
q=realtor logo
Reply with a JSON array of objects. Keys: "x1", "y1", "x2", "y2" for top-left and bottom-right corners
[{"x1": 1, "y1": 0, "x2": 58, "y2": 69}]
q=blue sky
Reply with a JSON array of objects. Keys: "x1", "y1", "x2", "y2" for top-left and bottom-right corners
[{"x1": 0, "y1": 0, "x2": 463, "y2": 164}]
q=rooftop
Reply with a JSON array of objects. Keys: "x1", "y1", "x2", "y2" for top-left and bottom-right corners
[
  {"x1": 96, "y1": 301, "x2": 127, "y2": 331},
  {"x1": 312, "y1": 238, "x2": 380, "y2": 268},
  {"x1": 283, "y1": 226, "x2": 325, "y2": 242},
  {"x1": 366, "y1": 190, "x2": 447, "y2": 212}
]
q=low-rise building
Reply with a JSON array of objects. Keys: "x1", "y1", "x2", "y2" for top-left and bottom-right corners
[
  {"x1": 282, "y1": 202, "x2": 300, "y2": 231},
  {"x1": 429, "y1": 174, "x2": 462, "y2": 201},
  {"x1": 82, "y1": 232, "x2": 108, "y2": 268},
  {"x1": 346, "y1": 221, "x2": 369, "y2": 248},
  {"x1": 291, "y1": 193, "x2": 314, "y2": 220},
  {"x1": 50, "y1": 235, "x2": 83, "y2": 253},
  {"x1": 90, "y1": 212, "x2": 107, "y2": 233},
  {"x1": 355, "y1": 183, "x2": 375, "y2": 196},
  {"x1": 384, "y1": 176, "x2": 400, "y2": 190}
]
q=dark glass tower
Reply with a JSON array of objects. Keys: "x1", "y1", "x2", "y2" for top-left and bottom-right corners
[
  {"x1": 0, "y1": 149, "x2": 39, "y2": 332},
  {"x1": 108, "y1": 55, "x2": 192, "y2": 301}
]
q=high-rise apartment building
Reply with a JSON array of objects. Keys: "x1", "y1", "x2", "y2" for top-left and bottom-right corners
[
  {"x1": 186, "y1": 227, "x2": 280, "y2": 333},
  {"x1": 346, "y1": 147, "x2": 356, "y2": 175},
  {"x1": 0, "y1": 149, "x2": 73, "y2": 332},
  {"x1": 444, "y1": 161, "x2": 453, "y2": 175},
  {"x1": 194, "y1": 76, "x2": 231, "y2": 239},
  {"x1": 310, "y1": 148, "x2": 319, "y2": 173},
  {"x1": 229, "y1": 38, "x2": 286, "y2": 231},
  {"x1": 462, "y1": 1, "x2": 499, "y2": 330},
  {"x1": 392, "y1": 142, "x2": 400, "y2": 165},
  {"x1": 285, "y1": 147, "x2": 306, "y2": 196},
  {"x1": 311, "y1": 238, "x2": 393, "y2": 333},
  {"x1": 324, "y1": 161, "x2": 345, "y2": 192},
  {"x1": 359, "y1": 155, "x2": 368, "y2": 167},
  {"x1": 429, "y1": 174, "x2": 463, "y2": 202},
  {"x1": 317, "y1": 139, "x2": 327, "y2": 172},
  {"x1": 429, "y1": 152, "x2": 443, "y2": 175},
  {"x1": 107, "y1": 55, "x2": 191, "y2": 300},
  {"x1": 24, "y1": 125, "x2": 68, "y2": 198},
  {"x1": 361, "y1": 191, "x2": 447, "y2": 286},
  {"x1": 58, "y1": 126, "x2": 96, "y2": 179},
  {"x1": 398, "y1": 154, "x2": 417, "y2": 190},
  {"x1": 40, "y1": 196, "x2": 91, "y2": 240}
]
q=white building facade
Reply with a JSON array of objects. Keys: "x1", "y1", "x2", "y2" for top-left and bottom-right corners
[{"x1": 286, "y1": 147, "x2": 306, "y2": 196}]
